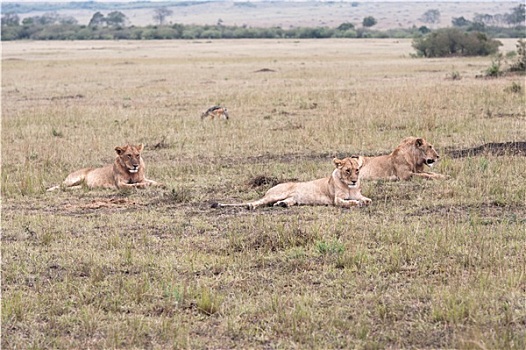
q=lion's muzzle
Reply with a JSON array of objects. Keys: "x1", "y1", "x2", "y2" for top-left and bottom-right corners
[
  {"x1": 425, "y1": 159, "x2": 436, "y2": 167},
  {"x1": 348, "y1": 181, "x2": 358, "y2": 188}
]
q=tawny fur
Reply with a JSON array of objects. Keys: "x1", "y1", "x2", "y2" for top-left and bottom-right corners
[
  {"x1": 200, "y1": 105, "x2": 229, "y2": 120},
  {"x1": 358, "y1": 137, "x2": 447, "y2": 181},
  {"x1": 213, "y1": 157, "x2": 371, "y2": 210},
  {"x1": 47, "y1": 144, "x2": 164, "y2": 191}
]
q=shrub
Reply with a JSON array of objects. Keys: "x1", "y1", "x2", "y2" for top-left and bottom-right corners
[
  {"x1": 485, "y1": 53, "x2": 503, "y2": 77},
  {"x1": 509, "y1": 38, "x2": 526, "y2": 72},
  {"x1": 412, "y1": 28, "x2": 502, "y2": 57}
]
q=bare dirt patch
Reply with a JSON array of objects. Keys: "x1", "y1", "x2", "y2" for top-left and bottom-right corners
[{"x1": 62, "y1": 197, "x2": 138, "y2": 212}]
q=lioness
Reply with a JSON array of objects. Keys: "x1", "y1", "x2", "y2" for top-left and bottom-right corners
[
  {"x1": 358, "y1": 137, "x2": 447, "y2": 181},
  {"x1": 201, "y1": 105, "x2": 229, "y2": 120},
  {"x1": 47, "y1": 144, "x2": 163, "y2": 191},
  {"x1": 212, "y1": 157, "x2": 371, "y2": 210}
]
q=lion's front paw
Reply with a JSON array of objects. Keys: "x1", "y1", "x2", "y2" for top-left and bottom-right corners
[
  {"x1": 346, "y1": 199, "x2": 361, "y2": 207},
  {"x1": 359, "y1": 197, "x2": 372, "y2": 207}
]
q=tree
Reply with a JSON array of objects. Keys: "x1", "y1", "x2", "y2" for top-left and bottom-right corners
[
  {"x1": 506, "y1": 4, "x2": 525, "y2": 26},
  {"x1": 412, "y1": 28, "x2": 502, "y2": 58},
  {"x1": 1, "y1": 12, "x2": 20, "y2": 26},
  {"x1": 36, "y1": 13, "x2": 60, "y2": 26},
  {"x1": 452, "y1": 16, "x2": 471, "y2": 27},
  {"x1": 59, "y1": 16, "x2": 78, "y2": 25},
  {"x1": 337, "y1": 22, "x2": 355, "y2": 31},
  {"x1": 493, "y1": 14, "x2": 506, "y2": 27},
  {"x1": 362, "y1": 16, "x2": 377, "y2": 28},
  {"x1": 153, "y1": 7, "x2": 173, "y2": 26},
  {"x1": 420, "y1": 9, "x2": 440, "y2": 25},
  {"x1": 105, "y1": 11, "x2": 127, "y2": 27},
  {"x1": 418, "y1": 26, "x2": 431, "y2": 34},
  {"x1": 89, "y1": 12, "x2": 105, "y2": 27},
  {"x1": 473, "y1": 13, "x2": 494, "y2": 26}
]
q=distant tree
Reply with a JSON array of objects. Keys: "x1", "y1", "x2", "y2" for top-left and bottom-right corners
[
  {"x1": 418, "y1": 26, "x2": 431, "y2": 34},
  {"x1": 493, "y1": 14, "x2": 506, "y2": 27},
  {"x1": 412, "y1": 28, "x2": 502, "y2": 57},
  {"x1": 21, "y1": 17, "x2": 34, "y2": 26},
  {"x1": 473, "y1": 13, "x2": 494, "y2": 26},
  {"x1": 89, "y1": 12, "x2": 105, "y2": 27},
  {"x1": 452, "y1": 16, "x2": 471, "y2": 27},
  {"x1": 105, "y1": 11, "x2": 127, "y2": 27},
  {"x1": 36, "y1": 13, "x2": 60, "y2": 26},
  {"x1": 58, "y1": 16, "x2": 78, "y2": 25},
  {"x1": 362, "y1": 16, "x2": 377, "y2": 28},
  {"x1": 1, "y1": 12, "x2": 20, "y2": 26},
  {"x1": 153, "y1": 7, "x2": 173, "y2": 25},
  {"x1": 337, "y1": 22, "x2": 355, "y2": 31},
  {"x1": 420, "y1": 9, "x2": 440, "y2": 25},
  {"x1": 506, "y1": 4, "x2": 525, "y2": 26},
  {"x1": 469, "y1": 22, "x2": 486, "y2": 32}
]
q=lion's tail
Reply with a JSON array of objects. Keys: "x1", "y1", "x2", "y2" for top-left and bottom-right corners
[
  {"x1": 211, "y1": 202, "x2": 254, "y2": 210},
  {"x1": 46, "y1": 185, "x2": 61, "y2": 192}
]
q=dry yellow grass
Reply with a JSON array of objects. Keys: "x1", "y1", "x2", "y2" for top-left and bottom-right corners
[{"x1": 2, "y1": 39, "x2": 525, "y2": 349}]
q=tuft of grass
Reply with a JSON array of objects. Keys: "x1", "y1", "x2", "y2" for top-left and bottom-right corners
[
  {"x1": 447, "y1": 69, "x2": 461, "y2": 80},
  {"x1": 51, "y1": 128, "x2": 63, "y2": 137},
  {"x1": 196, "y1": 287, "x2": 223, "y2": 316},
  {"x1": 2, "y1": 291, "x2": 26, "y2": 323},
  {"x1": 316, "y1": 240, "x2": 345, "y2": 255},
  {"x1": 169, "y1": 187, "x2": 192, "y2": 203},
  {"x1": 504, "y1": 81, "x2": 523, "y2": 94}
]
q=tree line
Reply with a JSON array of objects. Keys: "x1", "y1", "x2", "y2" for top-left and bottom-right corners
[
  {"x1": 1, "y1": 5, "x2": 524, "y2": 44},
  {"x1": 0, "y1": 11, "x2": 418, "y2": 41}
]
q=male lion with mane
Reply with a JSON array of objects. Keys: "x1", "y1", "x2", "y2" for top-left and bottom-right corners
[
  {"x1": 358, "y1": 137, "x2": 447, "y2": 181},
  {"x1": 212, "y1": 156, "x2": 371, "y2": 210},
  {"x1": 47, "y1": 144, "x2": 164, "y2": 191}
]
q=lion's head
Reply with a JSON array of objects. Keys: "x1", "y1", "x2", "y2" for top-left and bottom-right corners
[
  {"x1": 333, "y1": 156, "x2": 364, "y2": 188},
  {"x1": 400, "y1": 137, "x2": 441, "y2": 167},
  {"x1": 115, "y1": 144, "x2": 144, "y2": 173}
]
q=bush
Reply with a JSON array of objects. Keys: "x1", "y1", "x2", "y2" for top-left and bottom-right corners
[
  {"x1": 412, "y1": 28, "x2": 502, "y2": 57},
  {"x1": 509, "y1": 39, "x2": 526, "y2": 72},
  {"x1": 486, "y1": 53, "x2": 503, "y2": 77}
]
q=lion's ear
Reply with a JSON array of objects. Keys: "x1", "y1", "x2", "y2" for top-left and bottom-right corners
[
  {"x1": 333, "y1": 158, "x2": 343, "y2": 168},
  {"x1": 115, "y1": 146, "x2": 125, "y2": 155},
  {"x1": 353, "y1": 155, "x2": 365, "y2": 168},
  {"x1": 415, "y1": 138, "x2": 424, "y2": 147},
  {"x1": 136, "y1": 144, "x2": 144, "y2": 152}
]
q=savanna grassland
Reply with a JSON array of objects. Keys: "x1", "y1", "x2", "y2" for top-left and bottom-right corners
[{"x1": 2, "y1": 39, "x2": 525, "y2": 349}]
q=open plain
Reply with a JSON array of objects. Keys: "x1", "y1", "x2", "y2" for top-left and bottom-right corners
[{"x1": 2, "y1": 39, "x2": 525, "y2": 349}]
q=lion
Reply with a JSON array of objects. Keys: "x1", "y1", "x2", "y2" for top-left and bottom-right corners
[
  {"x1": 358, "y1": 137, "x2": 447, "y2": 181},
  {"x1": 212, "y1": 156, "x2": 371, "y2": 210},
  {"x1": 47, "y1": 144, "x2": 164, "y2": 191},
  {"x1": 201, "y1": 105, "x2": 229, "y2": 120}
]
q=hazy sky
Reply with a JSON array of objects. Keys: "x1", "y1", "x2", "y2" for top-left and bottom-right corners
[{"x1": 3, "y1": 0, "x2": 519, "y2": 2}]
